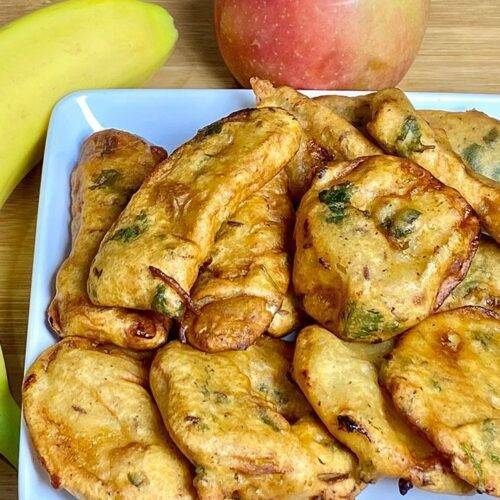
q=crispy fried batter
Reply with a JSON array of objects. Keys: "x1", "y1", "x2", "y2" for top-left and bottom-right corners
[
  {"x1": 267, "y1": 288, "x2": 303, "y2": 338},
  {"x1": 441, "y1": 237, "x2": 500, "y2": 312},
  {"x1": 313, "y1": 94, "x2": 373, "y2": 129},
  {"x1": 182, "y1": 171, "x2": 293, "y2": 352},
  {"x1": 367, "y1": 88, "x2": 500, "y2": 242},
  {"x1": 293, "y1": 325, "x2": 470, "y2": 493},
  {"x1": 88, "y1": 108, "x2": 301, "y2": 316},
  {"x1": 150, "y1": 338, "x2": 365, "y2": 499},
  {"x1": 47, "y1": 130, "x2": 170, "y2": 349},
  {"x1": 294, "y1": 155, "x2": 480, "y2": 342},
  {"x1": 22, "y1": 337, "x2": 194, "y2": 499},
  {"x1": 420, "y1": 109, "x2": 500, "y2": 182},
  {"x1": 380, "y1": 307, "x2": 500, "y2": 495},
  {"x1": 251, "y1": 78, "x2": 381, "y2": 199}
]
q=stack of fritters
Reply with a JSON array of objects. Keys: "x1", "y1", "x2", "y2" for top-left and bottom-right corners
[{"x1": 23, "y1": 81, "x2": 499, "y2": 499}]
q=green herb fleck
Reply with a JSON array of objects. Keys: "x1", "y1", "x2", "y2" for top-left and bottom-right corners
[
  {"x1": 396, "y1": 116, "x2": 434, "y2": 156},
  {"x1": 258, "y1": 409, "x2": 281, "y2": 431},
  {"x1": 200, "y1": 385, "x2": 210, "y2": 398},
  {"x1": 344, "y1": 303, "x2": 384, "y2": 339},
  {"x1": 429, "y1": 378, "x2": 442, "y2": 391},
  {"x1": 490, "y1": 453, "x2": 500, "y2": 464},
  {"x1": 90, "y1": 169, "x2": 122, "y2": 190},
  {"x1": 483, "y1": 127, "x2": 499, "y2": 144},
  {"x1": 258, "y1": 383, "x2": 289, "y2": 406},
  {"x1": 127, "y1": 472, "x2": 145, "y2": 487},
  {"x1": 473, "y1": 331, "x2": 492, "y2": 350},
  {"x1": 195, "y1": 465, "x2": 206, "y2": 478},
  {"x1": 462, "y1": 143, "x2": 483, "y2": 170},
  {"x1": 198, "y1": 120, "x2": 223, "y2": 137},
  {"x1": 110, "y1": 210, "x2": 148, "y2": 243},
  {"x1": 381, "y1": 208, "x2": 421, "y2": 239},
  {"x1": 461, "y1": 443, "x2": 484, "y2": 487},
  {"x1": 319, "y1": 182, "x2": 354, "y2": 224},
  {"x1": 151, "y1": 284, "x2": 174, "y2": 318}
]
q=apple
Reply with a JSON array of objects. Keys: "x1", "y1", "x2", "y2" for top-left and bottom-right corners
[{"x1": 214, "y1": 0, "x2": 430, "y2": 89}]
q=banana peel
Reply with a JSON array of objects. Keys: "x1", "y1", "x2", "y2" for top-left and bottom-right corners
[{"x1": 0, "y1": 346, "x2": 20, "y2": 468}]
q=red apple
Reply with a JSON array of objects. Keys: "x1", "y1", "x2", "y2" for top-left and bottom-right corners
[{"x1": 214, "y1": 0, "x2": 430, "y2": 89}]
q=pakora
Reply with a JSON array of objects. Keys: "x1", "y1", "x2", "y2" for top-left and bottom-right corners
[
  {"x1": 182, "y1": 171, "x2": 293, "y2": 352},
  {"x1": 47, "y1": 130, "x2": 170, "y2": 349},
  {"x1": 380, "y1": 307, "x2": 500, "y2": 495},
  {"x1": 150, "y1": 338, "x2": 365, "y2": 499},
  {"x1": 22, "y1": 337, "x2": 194, "y2": 499},
  {"x1": 441, "y1": 237, "x2": 500, "y2": 312},
  {"x1": 294, "y1": 155, "x2": 479, "y2": 342},
  {"x1": 252, "y1": 78, "x2": 381, "y2": 198},
  {"x1": 367, "y1": 88, "x2": 500, "y2": 242},
  {"x1": 293, "y1": 325, "x2": 470, "y2": 493},
  {"x1": 88, "y1": 108, "x2": 301, "y2": 316},
  {"x1": 420, "y1": 109, "x2": 500, "y2": 182}
]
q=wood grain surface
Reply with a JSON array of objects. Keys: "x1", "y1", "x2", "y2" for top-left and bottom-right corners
[{"x1": 0, "y1": 0, "x2": 499, "y2": 496}]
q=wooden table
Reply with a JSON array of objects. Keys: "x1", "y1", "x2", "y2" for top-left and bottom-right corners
[{"x1": 0, "y1": 0, "x2": 499, "y2": 496}]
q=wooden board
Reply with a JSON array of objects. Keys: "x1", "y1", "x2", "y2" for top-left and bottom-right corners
[{"x1": 0, "y1": 0, "x2": 499, "y2": 495}]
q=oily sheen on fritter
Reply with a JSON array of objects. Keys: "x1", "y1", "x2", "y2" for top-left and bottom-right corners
[
  {"x1": 252, "y1": 78, "x2": 381, "y2": 199},
  {"x1": 47, "y1": 129, "x2": 170, "y2": 349},
  {"x1": 380, "y1": 307, "x2": 500, "y2": 496},
  {"x1": 441, "y1": 237, "x2": 500, "y2": 312},
  {"x1": 293, "y1": 325, "x2": 470, "y2": 494},
  {"x1": 367, "y1": 88, "x2": 500, "y2": 242},
  {"x1": 182, "y1": 171, "x2": 293, "y2": 352},
  {"x1": 22, "y1": 337, "x2": 194, "y2": 499},
  {"x1": 150, "y1": 338, "x2": 365, "y2": 499},
  {"x1": 88, "y1": 107, "x2": 301, "y2": 316},
  {"x1": 294, "y1": 155, "x2": 480, "y2": 342},
  {"x1": 419, "y1": 109, "x2": 500, "y2": 182}
]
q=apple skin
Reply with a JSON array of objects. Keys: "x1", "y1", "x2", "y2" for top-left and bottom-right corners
[{"x1": 214, "y1": 0, "x2": 430, "y2": 89}]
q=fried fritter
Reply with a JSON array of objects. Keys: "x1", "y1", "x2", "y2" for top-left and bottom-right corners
[
  {"x1": 367, "y1": 88, "x2": 500, "y2": 242},
  {"x1": 420, "y1": 109, "x2": 500, "y2": 182},
  {"x1": 293, "y1": 325, "x2": 470, "y2": 493},
  {"x1": 150, "y1": 338, "x2": 365, "y2": 499},
  {"x1": 313, "y1": 94, "x2": 373, "y2": 128},
  {"x1": 182, "y1": 171, "x2": 293, "y2": 352},
  {"x1": 267, "y1": 288, "x2": 303, "y2": 338},
  {"x1": 294, "y1": 155, "x2": 480, "y2": 342},
  {"x1": 88, "y1": 108, "x2": 301, "y2": 316},
  {"x1": 380, "y1": 307, "x2": 500, "y2": 495},
  {"x1": 47, "y1": 130, "x2": 170, "y2": 349},
  {"x1": 22, "y1": 337, "x2": 194, "y2": 499},
  {"x1": 251, "y1": 78, "x2": 381, "y2": 199},
  {"x1": 441, "y1": 237, "x2": 500, "y2": 312}
]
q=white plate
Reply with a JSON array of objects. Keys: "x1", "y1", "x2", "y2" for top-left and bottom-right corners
[{"x1": 19, "y1": 89, "x2": 500, "y2": 499}]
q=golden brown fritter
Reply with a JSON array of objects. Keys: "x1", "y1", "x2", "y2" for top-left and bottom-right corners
[
  {"x1": 150, "y1": 338, "x2": 365, "y2": 499},
  {"x1": 293, "y1": 325, "x2": 471, "y2": 494},
  {"x1": 380, "y1": 307, "x2": 500, "y2": 495},
  {"x1": 22, "y1": 337, "x2": 194, "y2": 499},
  {"x1": 313, "y1": 94, "x2": 373, "y2": 129},
  {"x1": 47, "y1": 129, "x2": 170, "y2": 349},
  {"x1": 88, "y1": 108, "x2": 301, "y2": 316},
  {"x1": 267, "y1": 288, "x2": 303, "y2": 338},
  {"x1": 367, "y1": 88, "x2": 500, "y2": 242},
  {"x1": 182, "y1": 171, "x2": 293, "y2": 352},
  {"x1": 251, "y1": 78, "x2": 381, "y2": 199},
  {"x1": 420, "y1": 109, "x2": 500, "y2": 182},
  {"x1": 294, "y1": 155, "x2": 480, "y2": 342},
  {"x1": 441, "y1": 237, "x2": 500, "y2": 312}
]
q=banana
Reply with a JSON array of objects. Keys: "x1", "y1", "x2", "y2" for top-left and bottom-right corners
[
  {"x1": 0, "y1": 346, "x2": 20, "y2": 468},
  {"x1": 0, "y1": 0, "x2": 177, "y2": 208}
]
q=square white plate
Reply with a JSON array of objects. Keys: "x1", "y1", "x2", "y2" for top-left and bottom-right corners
[{"x1": 19, "y1": 89, "x2": 500, "y2": 500}]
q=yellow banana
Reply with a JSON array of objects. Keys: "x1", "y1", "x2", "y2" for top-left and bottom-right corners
[
  {"x1": 0, "y1": 0, "x2": 177, "y2": 208},
  {"x1": 0, "y1": 346, "x2": 20, "y2": 468}
]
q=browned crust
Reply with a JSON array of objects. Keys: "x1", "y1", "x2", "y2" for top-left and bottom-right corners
[{"x1": 48, "y1": 129, "x2": 171, "y2": 350}]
